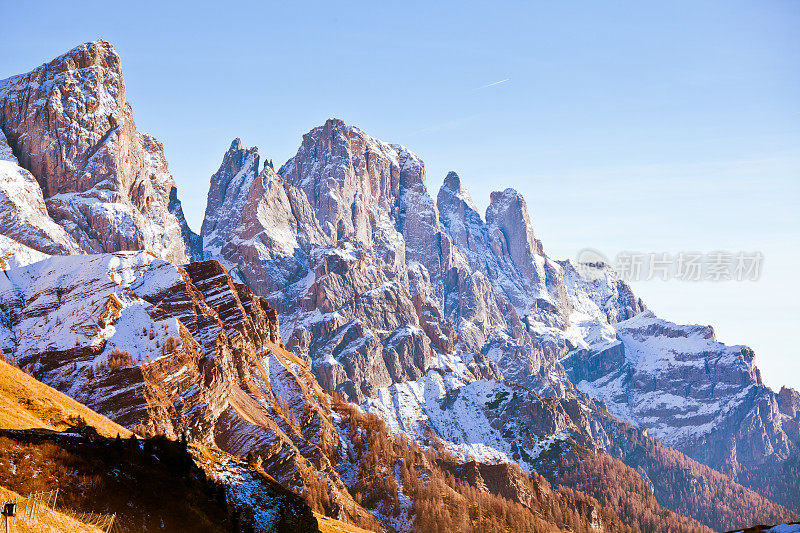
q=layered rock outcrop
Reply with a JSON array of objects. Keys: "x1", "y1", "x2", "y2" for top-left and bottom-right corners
[
  {"x1": 0, "y1": 251, "x2": 377, "y2": 526},
  {"x1": 0, "y1": 40, "x2": 200, "y2": 262}
]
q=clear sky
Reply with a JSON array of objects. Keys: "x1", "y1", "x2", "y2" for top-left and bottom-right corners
[{"x1": 2, "y1": 1, "x2": 799, "y2": 390}]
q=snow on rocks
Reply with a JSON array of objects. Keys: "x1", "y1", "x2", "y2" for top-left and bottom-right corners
[
  {"x1": 563, "y1": 310, "x2": 800, "y2": 476},
  {"x1": 190, "y1": 446, "x2": 318, "y2": 532},
  {"x1": 0, "y1": 40, "x2": 199, "y2": 263},
  {"x1": 0, "y1": 133, "x2": 83, "y2": 255},
  {"x1": 0, "y1": 234, "x2": 50, "y2": 270}
]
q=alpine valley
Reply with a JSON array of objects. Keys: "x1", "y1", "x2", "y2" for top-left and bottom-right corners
[{"x1": 0, "y1": 40, "x2": 797, "y2": 532}]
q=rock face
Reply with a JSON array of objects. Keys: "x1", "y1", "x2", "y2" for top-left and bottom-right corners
[
  {"x1": 563, "y1": 310, "x2": 800, "y2": 497},
  {"x1": 0, "y1": 251, "x2": 377, "y2": 526},
  {"x1": 203, "y1": 119, "x2": 649, "y2": 406},
  {"x1": 0, "y1": 130, "x2": 82, "y2": 255},
  {"x1": 203, "y1": 120, "x2": 617, "y2": 404},
  {"x1": 205, "y1": 121, "x2": 445, "y2": 402},
  {"x1": 0, "y1": 40, "x2": 200, "y2": 262},
  {"x1": 200, "y1": 138, "x2": 260, "y2": 258}
]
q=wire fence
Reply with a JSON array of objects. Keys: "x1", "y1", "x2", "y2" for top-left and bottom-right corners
[
  {"x1": 2, "y1": 487, "x2": 118, "y2": 533},
  {"x1": 21, "y1": 489, "x2": 58, "y2": 520},
  {"x1": 66, "y1": 510, "x2": 117, "y2": 532}
]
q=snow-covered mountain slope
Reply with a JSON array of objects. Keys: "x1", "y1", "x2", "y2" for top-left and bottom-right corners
[
  {"x1": 0, "y1": 40, "x2": 200, "y2": 262},
  {"x1": 0, "y1": 131, "x2": 83, "y2": 255},
  {"x1": 564, "y1": 310, "x2": 800, "y2": 479},
  {"x1": 363, "y1": 353, "x2": 603, "y2": 469},
  {"x1": 0, "y1": 234, "x2": 49, "y2": 270}
]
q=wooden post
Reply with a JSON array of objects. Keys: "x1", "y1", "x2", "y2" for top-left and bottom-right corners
[{"x1": 51, "y1": 488, "x2": 58, "y2": 511}]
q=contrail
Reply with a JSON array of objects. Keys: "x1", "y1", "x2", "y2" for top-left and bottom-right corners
[{"x1": 474, "y1": 78, "x2": 510, "y2": 91}]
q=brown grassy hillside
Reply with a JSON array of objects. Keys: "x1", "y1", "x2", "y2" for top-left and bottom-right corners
[
  {"x1": 0, "y1": 359, "x2": 131, "y2": 438},
  {"x1": 0, "y1": 485, "x2": 102, "y2": 533}
]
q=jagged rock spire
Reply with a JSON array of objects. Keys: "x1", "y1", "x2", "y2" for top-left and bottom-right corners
[{"x1": 201, "y1": 138, "x2": 260, "y2": 256}]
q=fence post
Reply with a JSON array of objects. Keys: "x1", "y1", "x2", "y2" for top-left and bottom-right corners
[
  {"x1": 105, "y1": 512, "x2": 116, "y2": 533},
  {"x1": 52, "y1": 488, "x2": 58, "y2": 511}
]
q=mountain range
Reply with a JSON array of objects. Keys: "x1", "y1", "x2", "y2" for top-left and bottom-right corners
[{"x1": 0, "y1": 39, "x2": 798, "y2": 532}]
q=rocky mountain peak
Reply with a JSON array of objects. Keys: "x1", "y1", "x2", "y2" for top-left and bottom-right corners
[
  {"x1": 0, "y1": 39, "x2": 125, "y2": 195},
  {"x1": 486, "y1": 187, "x2": 544, "y2": 255},
  {"x1": 47, "y1": 39, "x2": 120, "y2": 77},
  {"x1": 442, "y1": 170, "x2": 462, "y2": 190},
  {"x1": 484, "y1": 187, "x2": 549, "y2": 299},
  {"x1": 0, "y1": 39, "x2": 199, "y2": 263},
  {"x1": 278, "y1": 118, "x2": 427, "y2": 245},
  {"x1": 201, "y1": 138, "x2": 260, "y2": 257},
  {"x1": 439, "y1": 170, "x2": 479, "y2": 212}
]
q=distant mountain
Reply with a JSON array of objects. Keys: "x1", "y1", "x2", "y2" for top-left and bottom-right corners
[{"x1": 564, "y1": 310, "x2": 800, "y2": 509}]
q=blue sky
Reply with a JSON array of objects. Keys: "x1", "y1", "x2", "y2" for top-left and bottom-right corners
[{"x1": 2, "y1": 1, "x2": 799, "y2": 389}]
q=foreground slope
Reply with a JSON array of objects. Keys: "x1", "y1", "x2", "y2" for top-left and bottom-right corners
[
  {"x1": 0, "y1": 429, "x2": 318, "y2": 533},
  {"x1": 0, "y1": 358, "x2": 131, "y2": 437},
  {"x1": 0, "y1": 485, "x2": 102, "y2": 533},
  {"x1": 0, "y1": 357, "x2": 318, "y2": 532}
]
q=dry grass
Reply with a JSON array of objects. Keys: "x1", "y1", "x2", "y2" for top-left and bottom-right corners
[
  {"x1": 315, "y1": 513, "x2": 377, "y2": 533},
  {"x1": 0, "y1": 360, "x2": 132, "y2": 438},
  {"x1": 0, "y1": 485, "x2": 102, "y2": 533}
]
